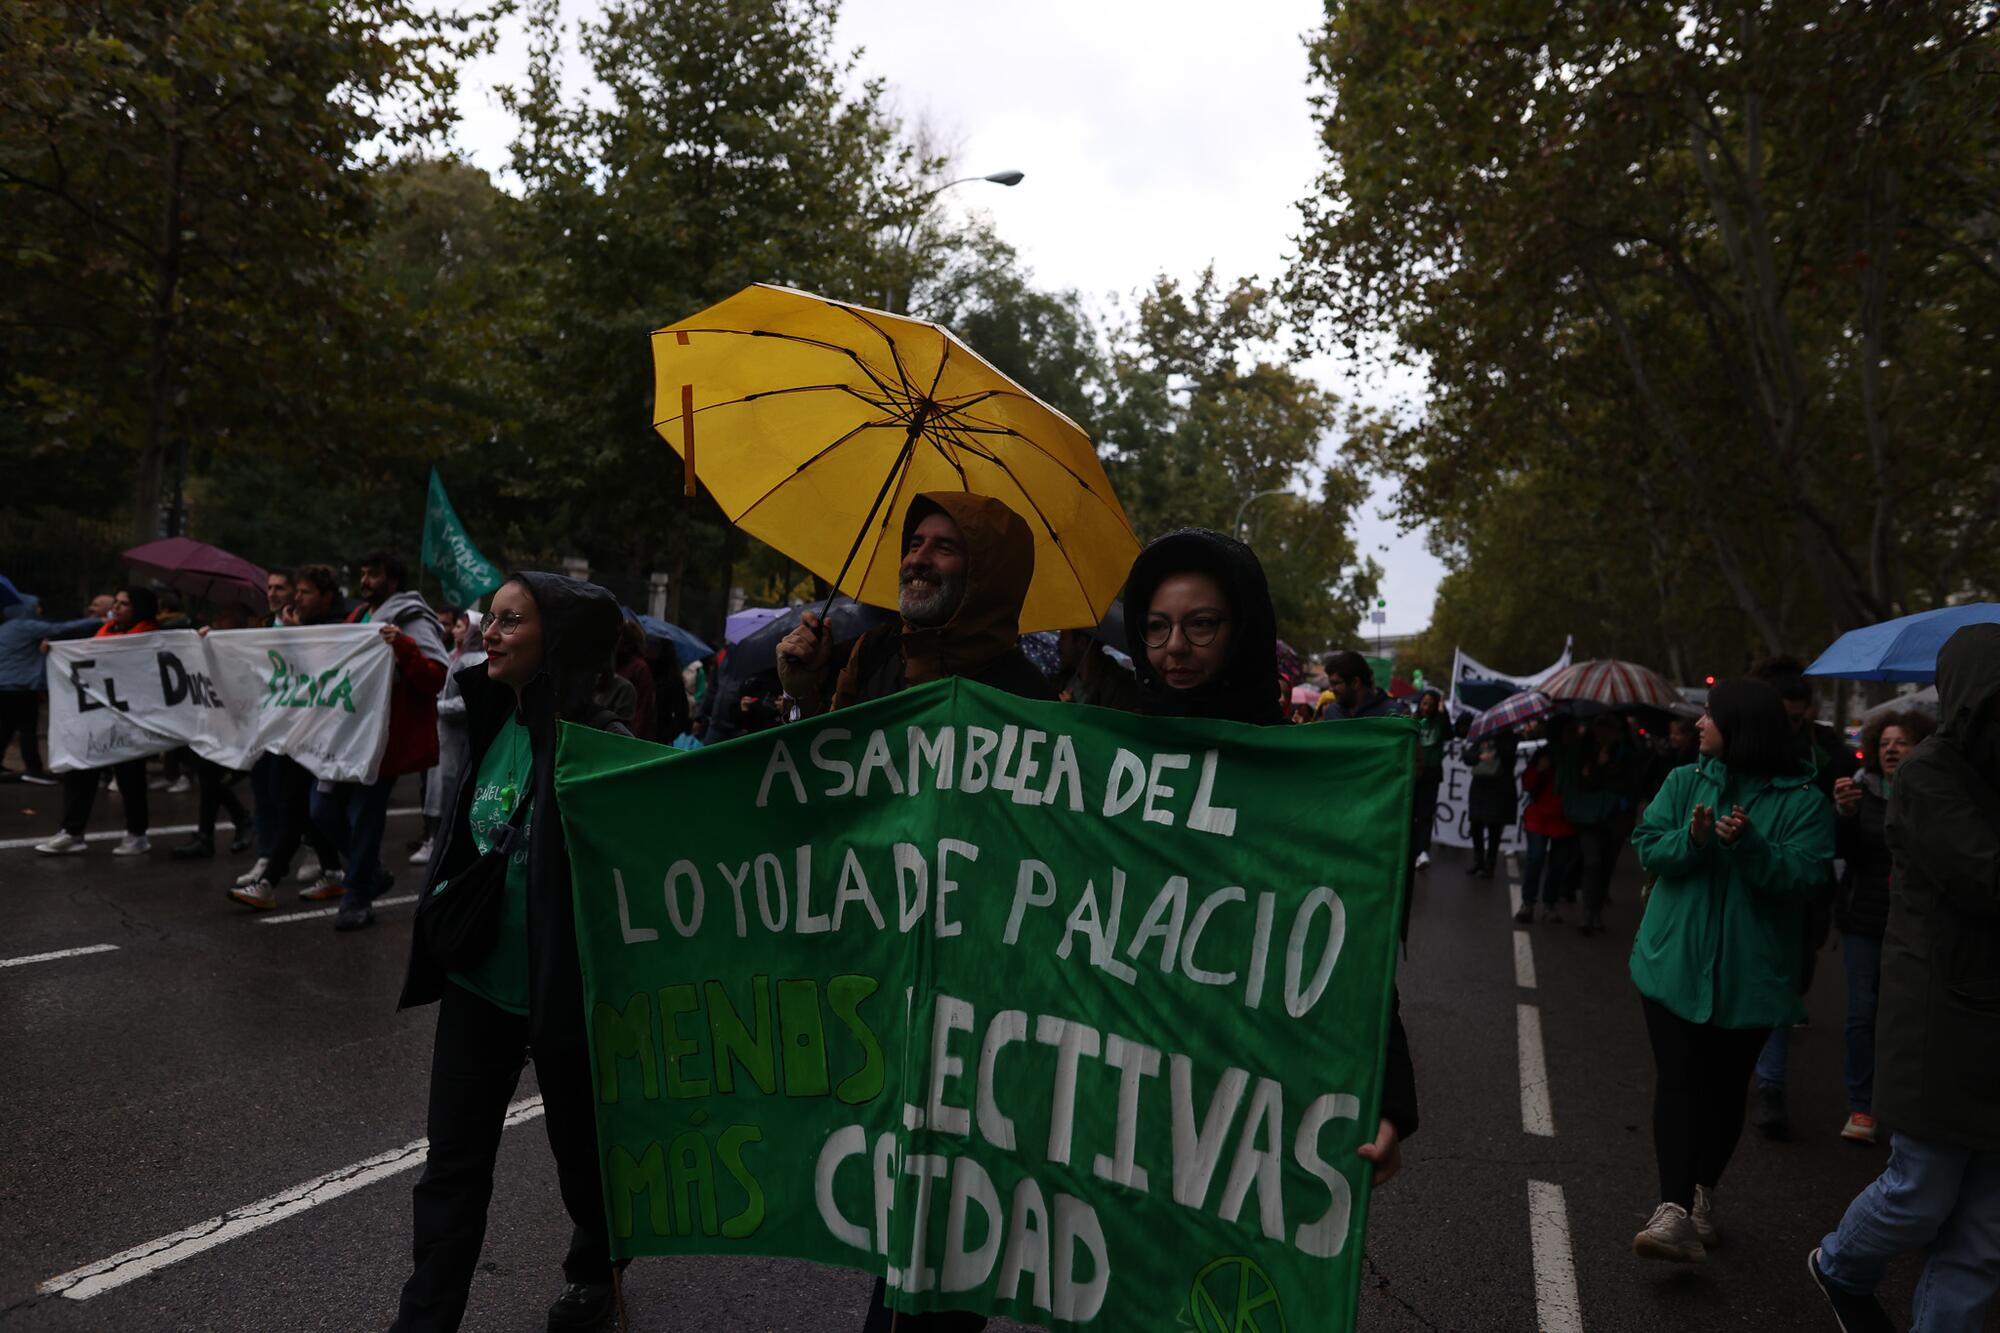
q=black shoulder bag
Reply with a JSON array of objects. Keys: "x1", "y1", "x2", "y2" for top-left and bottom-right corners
[{"x1": 420, "y1": 798, "x2": 529, "y2": 973}]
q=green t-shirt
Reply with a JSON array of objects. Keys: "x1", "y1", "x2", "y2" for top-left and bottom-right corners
[{"x1": 442, "y1": 715, "x2": 534, "y2": 1015}]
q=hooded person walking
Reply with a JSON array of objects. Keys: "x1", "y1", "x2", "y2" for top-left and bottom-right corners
[
  {"x1": 776, "y1": 491, "x2": 1053, "y2": 715},
  {"x1": 1126, "y1": 528, "x2": 1419, "y2": 1179},
  {"x1": 34, "y1": 587, "x2": 161, "y2": 856},
  {"x1": 776, "y1": 491, "x2": 1052, "y2": 1333},
  {"x1": 1811, "y1": 624, "x2": 2000, "y2": 1333},
  {"x1": 390, "y1": 572, "x2": 629, "y2": 1333}
]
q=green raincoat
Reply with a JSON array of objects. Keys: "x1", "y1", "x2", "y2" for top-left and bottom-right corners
[{"x1": 1628, "y1": 755, "x2": 1835, "y2": 1028}]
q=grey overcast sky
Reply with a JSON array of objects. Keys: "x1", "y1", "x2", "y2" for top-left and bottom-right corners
[{"x1": 447, "y1": 0, "x2": 1447, "y2": 636}]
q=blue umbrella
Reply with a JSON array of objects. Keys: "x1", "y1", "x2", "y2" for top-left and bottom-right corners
[
  {"x1": 621, "y1": 609, "x2": 714, "y2": 668},
  {"x1": 1805, "y1": 603, "x2": 2000, "y2": 682}
]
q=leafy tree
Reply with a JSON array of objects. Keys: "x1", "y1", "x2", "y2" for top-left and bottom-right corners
[
  {"x1": 1291, "y1": 2, "x2": 2000, "y2": 669},
  {"x1": 0, "y1": 0, "x2": 490, "y2": 561},
  {"x1": 1100, "y1": 272, "x2": 1379, "y2": 650},
  {"x1": 488, "y1": 0, "x2": 934, "y2": 636}
]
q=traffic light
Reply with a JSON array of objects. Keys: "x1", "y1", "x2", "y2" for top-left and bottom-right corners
[{"x1": 1704, "y1": 674, "x2": 1716, "y2": 686}]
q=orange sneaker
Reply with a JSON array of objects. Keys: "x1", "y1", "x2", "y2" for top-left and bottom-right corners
[
  {"x1": 1841, "y1": 1113, "x2": 1878, "y2": 1144},
  {"x1": 298, "y1": 872, "x2": 346, "y2": 902}
]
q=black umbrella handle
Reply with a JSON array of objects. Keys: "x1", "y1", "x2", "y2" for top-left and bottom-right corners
[{"x1": 817, "y1": 412, "x2": 925, "y2": 627}]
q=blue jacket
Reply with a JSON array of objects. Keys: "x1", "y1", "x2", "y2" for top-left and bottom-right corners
[{"x1": 0, "y1": 602, "x2": 102, "y2": 690}]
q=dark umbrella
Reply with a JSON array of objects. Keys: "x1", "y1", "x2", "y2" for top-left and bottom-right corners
[
  {"x1": 123, "y1": 537, "x2": 269, "y2": 612},
  {"x1": 715, "y1": 601, "x2": 898, "y2": 703}
]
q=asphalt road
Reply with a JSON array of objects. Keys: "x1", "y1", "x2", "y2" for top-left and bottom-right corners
[{"x1": 0, "y1": 770, "x2": 1989, "y2": 1332}]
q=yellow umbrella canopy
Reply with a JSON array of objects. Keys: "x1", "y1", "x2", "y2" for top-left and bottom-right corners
[{"x1": 650, "y1": 283, "x2": 1139, "y2": 633}]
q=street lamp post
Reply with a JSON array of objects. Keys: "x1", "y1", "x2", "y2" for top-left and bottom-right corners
[
  {"x1": 884, "y1": 170, "x2": 1024, "y2": 313},
  {"x1": 1233, "y1": 488, "x2": 1292, "y2": 537}
]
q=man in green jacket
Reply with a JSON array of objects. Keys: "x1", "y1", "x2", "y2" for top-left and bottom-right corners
[{"x1": 1810, "y1": 625, "x2": 2000, "y2": 1333}]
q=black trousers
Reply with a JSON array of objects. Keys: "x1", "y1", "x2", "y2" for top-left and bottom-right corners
[
  {"x1": 1412, "y1": 773, "x2": 1442, "y2": 861},
  {"x1": 257, "y1": 754, "x2": 340, "y2": 878},
  {"x1": 192, "y1": 755, "x2": 250, "y2": 839},
  {"x1": 0, "y1": 689, "x2": 46, "y2": 775},
  {"x1": 862, "y1": 1278, "x2": 988, "y2": 1332},
  {"x1": 1640, "y1": 998, "x2": 1769, "y2": 1208},
  {"x1": 1469, "y1": 821, "x2": 1505, "y2": 870},
  {"x1": 391, "y1": 983, "x2": 612, "y2": 1333},
  {"x1": 1575, "y1": 821, "x2": 1626, "y2": 916},
  {"x1": 60, "y1": 760, "x2": 147, "y2": 836}
]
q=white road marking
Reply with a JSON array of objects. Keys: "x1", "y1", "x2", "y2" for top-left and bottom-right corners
[
  {"x1": 39, "y1": 1096, "x2": 546, "y2": 1300},
  {"x1": 1527, "y1": 1180, "x2": 1583, "y2": 1333},
  {"x1": 1510, "y1": 876, "x2": 1524, "y2": 917},
  {"x1": 0, "y1": 944, "x2": 119, "y2": 970},
  {"x1": 1512, "y1": 931, "x2": 1538, "y2": 989},
  {"x1": 0, "y1": 808, "x2": 422, "y2": 853},
  {"x1": 1506, "y1": 851, "x2": 1520, "y2": 877},
  {"x1": 258, "y1": 893, "x2": 420, "y2": 925},
  {"x1": 1517, "y1": 1002, "x2": 1555, "y2": 1136}
]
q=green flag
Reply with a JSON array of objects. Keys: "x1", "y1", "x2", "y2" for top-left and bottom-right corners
[
  {"x1": 420, "y1": 467, "x2": 503, "y2": 608},
  {"x1": 556, "y1": 679, "x2": 1413, "y2": 1332}
]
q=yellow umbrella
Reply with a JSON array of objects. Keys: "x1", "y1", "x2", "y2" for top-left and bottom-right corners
[{"x1": 650, "y1": 283, "x2": 1139, "y2": 633}]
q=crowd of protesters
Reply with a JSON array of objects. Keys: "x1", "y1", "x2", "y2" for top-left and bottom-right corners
[{"x1": 5, "y1": 508, "x2": 1994, "y2": 1333}]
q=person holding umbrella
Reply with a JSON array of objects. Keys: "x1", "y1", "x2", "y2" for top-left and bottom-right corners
[
  {"x1": 775, "y1": 491, "x2": 1052, "y2": 1333},
  {"x1": 1626, "y1": 678, "x2": 1834, "y2": 1264},
  {"x1": 775, "y1": 492, "x2": 1053, "y2": 719},
  {"x1": 1808, "y1": 624, "x2": 2000, "y2": 1333}
]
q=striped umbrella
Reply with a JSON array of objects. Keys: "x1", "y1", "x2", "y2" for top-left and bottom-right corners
[
  {"x1": 1466, "y1": 690, "x2": 1552, "y2": 743},
  {"x1": 1539, "y1": 659, "x2": 1683, "y2": 709}
]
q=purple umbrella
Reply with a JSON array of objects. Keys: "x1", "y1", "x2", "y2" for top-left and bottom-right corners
[
  {"x1": 124, "y1": 537, "x2": 270, "y2": 611},
  {"x1": 724, "y1": 606, "x2": 787, "y2": 644}
]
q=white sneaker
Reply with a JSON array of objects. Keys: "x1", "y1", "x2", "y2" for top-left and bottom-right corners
[
  {"x1": 229, "y1": 878, "x2": 278, "y2": 911},
  {"x1": 295, "y1": 858, "x2": 322, "y2": 885},
  {"x1": 165, "y1": 776, "x2": 192, "y2": 794},
  {"x1": 1633, "y1": 1202, "x2": 1706, "y2": 1263},
  {"x1": 111, "y1": 835, "x2": 151, "y2": 856},
  {"x1": 234, "y1": 857, "x2": 272, "y2": 888},
  {"x1": 408, "y1": 839, "x2": 432, "y2": 866},
  {"x1": 34, "y1": 831, "x2": 86, "y2": 855},
  {"x1": 1691, "y1": 1185, "x2": 1720, "y2": 1247},
  {"x1": 1416, "y1": 851, "x2": 1431, "y2": 869}
]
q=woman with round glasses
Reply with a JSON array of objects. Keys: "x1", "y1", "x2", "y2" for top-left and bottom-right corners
[
  {"x1": 1122, "y1": 528, "x2": 1419, "y2": 1183},
  {"x1": 391, "y1": 572, "x2": 632, "y2": 1333}
]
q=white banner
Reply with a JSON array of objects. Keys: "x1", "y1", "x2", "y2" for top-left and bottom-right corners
[
  {"x1": 1447, "y1": 638, "x2": 1574, "y2": 718},
  {"x1": 46, "y1": 626, "x2": 395, "y2": 783}
]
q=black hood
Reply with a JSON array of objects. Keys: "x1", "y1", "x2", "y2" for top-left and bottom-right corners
[
  {"x1": 1122, "y1": 528, "x2": 1282, "y2": 726},
  {"x1": 510, "y1": 571, "x2": 623, "y2": 724},
  {"x1": 1934, "y1": 622, "x2": 2000, "y2": 784}
]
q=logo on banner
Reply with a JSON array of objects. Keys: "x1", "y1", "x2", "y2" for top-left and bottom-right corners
[{"x1": 263, "y1": 650, "x2": 357, "y2": 712}]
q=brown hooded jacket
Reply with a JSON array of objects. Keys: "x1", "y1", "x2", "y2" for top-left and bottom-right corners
[{"x1": 830, "y1": 491, "x2": 1054, "y2": 709}]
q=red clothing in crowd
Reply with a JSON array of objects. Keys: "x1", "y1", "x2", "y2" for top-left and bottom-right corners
[{"x1": 1521, "y1": 760, "x2": 1574, "y2": 837}]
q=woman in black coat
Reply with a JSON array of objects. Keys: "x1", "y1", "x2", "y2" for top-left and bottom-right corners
[
  {"x1": 1124, "y1": 528, "x2": 1420, "y2": 1176},
  {"x1": 1828, "y1": 709, "x2": 1933, "y2": 1145},
  {"x1": 1466, "y1": 730, "x2": 1520, "y2": 879},
  {"x1": 391, "y1": 572, "x2": 629, "y2": 1333}
]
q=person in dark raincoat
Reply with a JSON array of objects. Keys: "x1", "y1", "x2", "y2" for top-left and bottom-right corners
[
  {"x1": 390, "y1": 572, "x2": 629, "y2": 1333},
  {"x1": 1466, "y1": 730, "x2": 1520, "y2": 879},
  {"x1": 1811, "y1": 625, "x2": 2000, "y2": 1333},
  {"x1": 1126, "y1": 528, "x2": 1419, "y2": 1168},
  {"x1": 775, "y1": 492, "x2": 1051, "y2": 1333}
]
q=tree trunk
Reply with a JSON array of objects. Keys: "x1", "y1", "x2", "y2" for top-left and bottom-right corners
[{"x1": 134, "y1": 130, "x2": 186, "y2": 544}]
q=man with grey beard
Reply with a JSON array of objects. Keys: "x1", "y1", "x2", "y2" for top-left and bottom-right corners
[
  {"x1": 778, "y1": 491, "x2": 1054, "y2": 1331},
  {"x1": 776, "y1": 491, "x2": 1054, "y2": 717}
]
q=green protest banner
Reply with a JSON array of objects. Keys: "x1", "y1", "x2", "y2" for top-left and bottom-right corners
[
  {"x1": 420, "y1": 467, "x2": 503, "y2": 608},
  {"x1": 555, "y1": 679, "x2": 1412, "y2": 1331}
]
